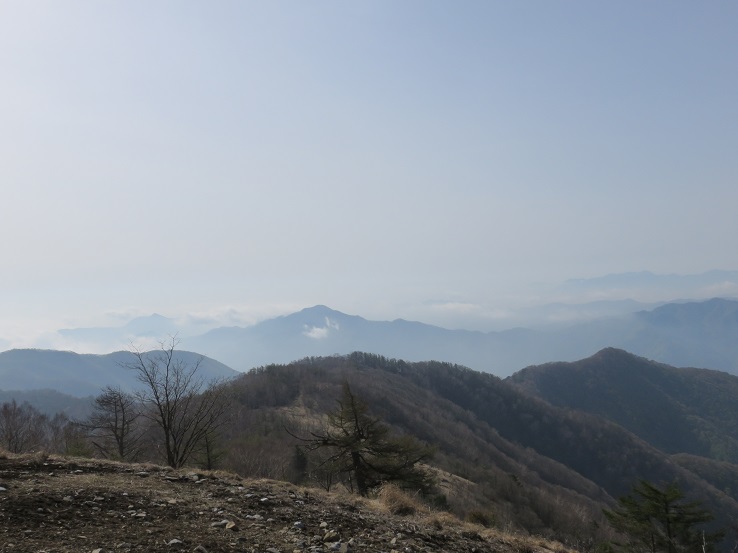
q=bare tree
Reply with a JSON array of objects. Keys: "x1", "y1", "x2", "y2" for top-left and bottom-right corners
[
  {"x1": 48, "y1": 413, "x2": 93, "y2": 457},
  {"x1": 83, "y1": 386, "x2": 144, "y2": 461},
  {"x1": 125, "y1": 337, "x2": 231, "y2": 469},
  {"x1": 196, "y1": 430, "x2": 226, "y2": 470},
  {"x1": 0, "y1": 400, "x2": 47, "y2": 453}
]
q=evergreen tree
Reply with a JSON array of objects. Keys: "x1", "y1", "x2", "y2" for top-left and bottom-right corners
[
  {"x1": 300, "y1": 382, "x2": 435, "y2": 496},
  {"x1": 604, "y1": 480, "x2": 723, "y2": 553}
]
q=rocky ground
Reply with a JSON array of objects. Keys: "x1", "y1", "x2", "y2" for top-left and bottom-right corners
[{"x1": 0, "y1": 454, "x2": 570, "y2": 553}]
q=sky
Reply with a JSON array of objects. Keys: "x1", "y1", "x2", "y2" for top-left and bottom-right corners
[{"x1": 1, "y1": 1, "x2": 737, "y2": 348}]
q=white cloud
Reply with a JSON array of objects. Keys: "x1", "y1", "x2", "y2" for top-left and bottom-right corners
[
  {"x1": 302, "y1": 317, "x2": 340, "y2": 339},
  {"x1": 702, "y1": 281, "x2": 738, "y2": 297},
  {"x1": 303, "y1": 326, "x2": 330, "y2": 339},
  {"x1": 325, "y1": 317, "x2": 340, "y2": 330}
]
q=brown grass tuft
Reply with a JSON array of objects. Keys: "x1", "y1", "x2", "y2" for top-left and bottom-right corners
[
  {"x1": 421, "y1": 510, "x2": 463, "y2": 530},
  {"x1": 376, "y1": 483, "x2": 426, "y2": 516},
  {"x1": 466, "y1": 508, "x2": 497, "y2": 528}
]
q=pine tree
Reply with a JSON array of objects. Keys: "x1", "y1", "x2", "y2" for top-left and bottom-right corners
[
  {"x1": 604, "y1": 480, "x2": 723, "y2": 553},
  {"x1": 301, "y1": 382, "x2": 435, "y2": 496}
]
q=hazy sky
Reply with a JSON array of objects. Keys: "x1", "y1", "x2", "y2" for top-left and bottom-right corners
[{"x1": 1, "y1": 2, "x2": 737, "y2": 346}]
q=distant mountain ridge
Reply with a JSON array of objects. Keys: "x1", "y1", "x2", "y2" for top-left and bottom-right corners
[
  {"x1": 5, "y1": 297, "x2": 738, "y2": 379},
  {"x1": 508, "y1": 347, "x2": 738, "y2": 462},
  {"x1": 56, "y1": 313, "x2": 181, "y2": 351},
  {"x1": 185, "y1": 298, "x2": 738, "y2": 375},
  {"x1": 0, "y1": 349, "x2": 237, "y2": 397}
]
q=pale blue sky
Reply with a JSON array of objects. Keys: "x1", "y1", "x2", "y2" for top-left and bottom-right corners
[{"x1": 1, "y1": 2, "x2": 737, "y2": 347}]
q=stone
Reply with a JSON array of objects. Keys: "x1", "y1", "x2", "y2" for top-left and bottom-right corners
[
  {"x1": 167, "y1": 538, "x2": 184, "y2": 546},
  {"x1": 323, "y1": 530, "x2": 340, "y2": 542}
]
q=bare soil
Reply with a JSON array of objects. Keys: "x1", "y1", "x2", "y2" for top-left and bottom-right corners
[{"x1": 0, "y1": 454, "x2": 568, "y2": 553}]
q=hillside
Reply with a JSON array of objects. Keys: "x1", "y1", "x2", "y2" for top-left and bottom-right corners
[
  {"x1": 507, "y1": 348, "x2": 738, "y2": 462},
  {"x1": 0, "y1": 453, "x2": 563, "y2": 553},
  {"x1": 0, "y1": 349, "x2": 238, "y2": 397},
  {"x1": 218, "y1": 354, "x2": 738, "y2": 547},
  {"x1": 0, "y1": 388, "x2": 93, "y2": 418},
  {"x1": 2, "y1": 350, "x2": 736, "y2": 549}
]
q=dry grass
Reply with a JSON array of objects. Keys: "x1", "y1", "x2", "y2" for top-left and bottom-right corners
[
  {"x1": 0, "y1": 451, "x2": 581, "y2": 553},
  {"x1": 375, "y1": 483, "x2": 428, "y2": 516},
  {"x1": 465, "y1": 508, "x2": 497, "y2": 527},
  {"x1": 421, "y1": 510, "x2": 465, "y2": 530},
  {"x1": 475, "y1": 526, "x2": 578, "y2": 553}
]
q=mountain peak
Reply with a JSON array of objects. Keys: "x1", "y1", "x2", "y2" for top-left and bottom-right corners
[
  {"x1": 300, "y1": 305, "x2": 340, "y2": 315},
  {"x1": 576, "y1": 348, "x2": 658, "y2": 372},
  {"x1": 290, "y1": 305, "x2": 366, "y2": 323}
]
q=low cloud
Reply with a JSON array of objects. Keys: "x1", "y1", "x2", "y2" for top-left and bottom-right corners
[
  {"x1": 428, "y1": 301, "x2": 484, "y2": 315},
  {"x1": 303, "y1": 326, "x2": 329, "y2": 339},
  {"x1": 701, "y1": 281, "x2": 738, "y2": 297},
  {"x1": 303, "y1": 317, "x2": 340, "y2": 339}
]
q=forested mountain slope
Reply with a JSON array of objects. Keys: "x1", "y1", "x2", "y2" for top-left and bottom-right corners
[
  {"x1": 219, "y1": 353, "x2": 738, "y2": 547},
  {"x1": 507, "y1": 348, "x2": 738, "y2": 462}
]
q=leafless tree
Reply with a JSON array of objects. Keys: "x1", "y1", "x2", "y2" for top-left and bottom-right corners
[
  {"x1": 48, "y1": 412, "x2": 93, "y2": 457},
  {"x1": 0, "y1": 400, "x2": 47, "y2": 453},
  {"x1": 83, "y1": 386, "x2": 144, "y2": 461},
  {"x1": 125, "y1": 337, "x2": 231, "y2": 468}
]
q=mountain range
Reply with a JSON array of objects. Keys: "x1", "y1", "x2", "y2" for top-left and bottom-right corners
[
  {"x1": 0, "y1": 348, "x2": 236, "y2": 397},
  {"x1": 219, "y1": 350, "x2": 738, "y2": 547},
  {"x1": 192, "y1": 297, "x2": 738, "y2": 375},
  {"x1": 2, "y1": 340, "x2": 738, "y2": 547},
  {"x1": 5, "y1": 296, "x2": 738, "y2": 379}
]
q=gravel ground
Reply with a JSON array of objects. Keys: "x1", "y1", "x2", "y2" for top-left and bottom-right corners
[{"x1": 0, "y1": 455, "x2": 568, "y2": 553}]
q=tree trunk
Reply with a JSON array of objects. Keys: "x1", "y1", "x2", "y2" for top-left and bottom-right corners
[{"x1": 351, "y1": 451, "x2": 368, "y2": 496}]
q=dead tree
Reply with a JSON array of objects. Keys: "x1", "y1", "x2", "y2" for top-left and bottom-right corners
[
  {"x1": 83, "y1": 386, "x2": 144, "y2": 461},
  {"x1": 125, "y1": 337, "x2": 231, "y2": 468},
  {"x1": 0, "y1": 400, "x2": 47, "y2": 453}
]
